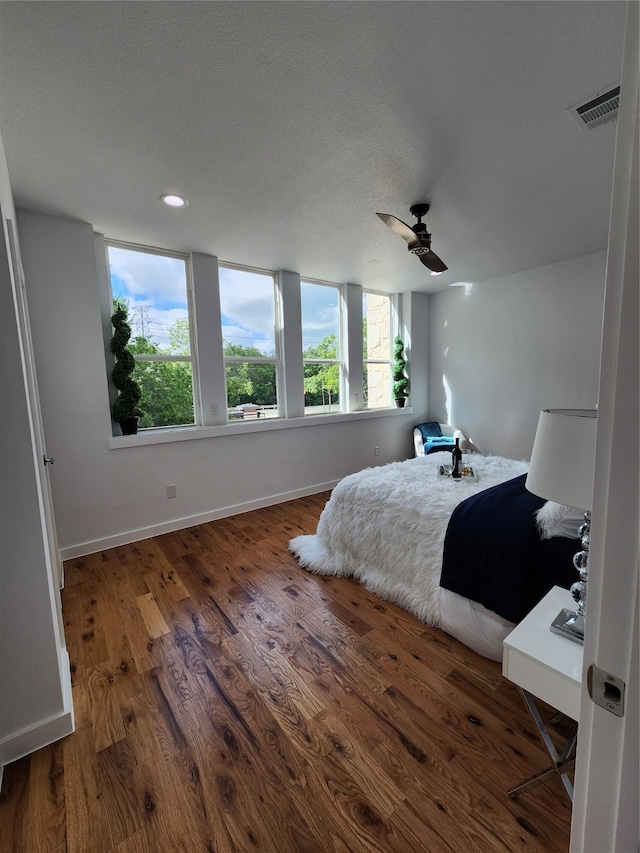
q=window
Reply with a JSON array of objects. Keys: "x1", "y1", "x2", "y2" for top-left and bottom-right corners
[
  {"x1": 301, "y1": 280, "x2": 343, "y2": 414},
  {"x1": 219, "y1": 265, "x2": 280, "y2": 420},
  {"x1": 107, "y1": 242, "x2": 197, "y2": 428},
  {"x1": 105, "y1": 240, "x2": 402, "y2": 437},
  {"x1": 363, "y1": 290, "x2": 393, "y2": 409}
]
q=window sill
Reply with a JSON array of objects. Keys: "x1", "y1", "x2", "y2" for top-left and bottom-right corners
[{"x1": 109, "y1": 406, "x2": 413, "y2": 448}]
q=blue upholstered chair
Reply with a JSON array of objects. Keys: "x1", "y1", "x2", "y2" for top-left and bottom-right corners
[{"x1": 413, "y1": 422, "x2": 470, "y2": 457}]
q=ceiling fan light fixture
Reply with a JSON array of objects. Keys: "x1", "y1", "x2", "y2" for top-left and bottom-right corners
[{"x1": 161, "y1": 193, "x2": 188, "y2": 208}]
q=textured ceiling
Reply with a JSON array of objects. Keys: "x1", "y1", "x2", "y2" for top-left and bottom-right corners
[{"x1": 0, "y1": 1, "x2": 627, "y2": 293}]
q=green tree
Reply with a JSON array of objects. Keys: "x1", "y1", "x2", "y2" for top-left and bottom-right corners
[
  {"x1": 128, "y1": 329, "x2": 194, "y2": 427},
  {"x1": 168, "y1": 317, "x2": 191, "y2": 355},
  {"x1": 134, "y1": 360, "x2": 194, "y2": 428},
  {"x1": 225, "y1": 361, "x2": 254, "y2": 407},
  {"x1": 129, "y1": 335, "x2": 160, "y2": 356},
  {"x1": 223, "y1": 342, "x2": 278, "y2": 408},
  {"x1": 303, "y1": 334, "x2": 340, "y2": 408}
]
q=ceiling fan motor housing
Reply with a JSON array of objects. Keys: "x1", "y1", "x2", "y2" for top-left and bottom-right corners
[
  {"x1": 409, "y1": 221, "x2": 431, "y2": 254},
  {"x1": 408, "y1": 203, "x2": 432, "y2": 253}
]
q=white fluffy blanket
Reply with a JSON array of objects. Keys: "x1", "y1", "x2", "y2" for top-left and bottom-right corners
[{"x1": 290, "y1": 454, "x2": 527, "y2": 627}]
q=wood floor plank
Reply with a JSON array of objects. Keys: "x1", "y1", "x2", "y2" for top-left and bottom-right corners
[
  {"x1": 85, "y1": 662, "x2": 129, "y2": 752},
  {"x1": 132, "y1": 751, "x2": 225, "y2": 853},
  {"x1": 109, "y1": 829, "x2": 150, "y2": 853},
  {"x1": 0, "y1": 494, "x2": 572, "y2": 852},
  {"x1": 171, "y1": 696, "x2": 332, "y2": 853},
  {"x1": 95, "y1": 738, "x2": 146, "y2": 848},
  {"x1": 63, "y1": 727, "x2": 111, "y2": 853},
  {"x1": 0, "y1": 752, "x2": 30, "y2": 853},
  {"x1": 24, "y1": 740, "x2": 65, "y2": 853},
  {"x1": 62, "y1": 585, "x2": 110, "y2": 671},
  {"x1": 102, "y1": 573, "x2": 156, "y2": 675},
  {"x1": 135, "y1": 592, "x2": 171, "y2": 639}
]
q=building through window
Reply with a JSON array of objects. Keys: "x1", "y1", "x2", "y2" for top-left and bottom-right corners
[{"x1": 363, "y1": 290, "x2": 393, "y2": 408}]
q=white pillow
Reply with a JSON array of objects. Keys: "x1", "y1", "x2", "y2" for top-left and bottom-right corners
[{"x1": 535, "y1": 501, "x2": 585, "y2": 540}]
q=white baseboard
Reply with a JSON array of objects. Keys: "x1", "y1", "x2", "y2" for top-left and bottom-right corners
[
  {"x1": 60, "y1": 480, "x2": 338, "y2": 561},
  {"x1": 0, "y1": 649, "x2": 75, "y2": 787}
]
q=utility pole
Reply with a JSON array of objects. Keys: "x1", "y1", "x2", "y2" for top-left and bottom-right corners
[{"x1": 130, "y1": 305, "x2": 151, "y2": 339}]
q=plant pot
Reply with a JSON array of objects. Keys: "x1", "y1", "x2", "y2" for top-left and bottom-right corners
[
  {"x1": 395, "y1": 399, "x2": 406, "y2": 408},
  {"x1": 119, "y1": 417, "x2": 139, "y2": 435}
]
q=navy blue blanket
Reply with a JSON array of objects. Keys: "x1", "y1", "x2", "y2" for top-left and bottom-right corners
[{"x1": 440, "y1": 474, "x2": 578, "y2": 624}]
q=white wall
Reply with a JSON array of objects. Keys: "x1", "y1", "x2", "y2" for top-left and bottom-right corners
[
  {"x1": 0, "y1": 139, "x2": 73, "y2": 775},
  {"x1": 428, "y1": 253, "x2": 606, "y2": 460},
  {"x1": 17, "y1": 209, "x2": 425, "y2": 558},
  {"x1": 403, "y1": 289, "x2": 430, "y2": 417}
]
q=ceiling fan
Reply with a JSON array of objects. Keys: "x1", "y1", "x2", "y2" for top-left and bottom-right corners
[{"x1": 376, "y1": 203, "x2": 448, "y2": 273}]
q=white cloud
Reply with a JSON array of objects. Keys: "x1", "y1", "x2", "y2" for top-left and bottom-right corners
[
  {"x1": 109, "y1": 245, "x2": 187, "y2": 306},
  {"x1": 219, "y1": 268, "x2": 275, "y2": 345},
  {"x1": 110, "y1": 251, "x2": 340, "y2": 354},
  {"x1": 301, "y1": 281, "x2": 339, "y2": 347}
]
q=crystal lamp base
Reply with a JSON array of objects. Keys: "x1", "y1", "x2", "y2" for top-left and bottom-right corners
[{"x1": 550, "y1": 608, "x2": 585, "y2": 645}]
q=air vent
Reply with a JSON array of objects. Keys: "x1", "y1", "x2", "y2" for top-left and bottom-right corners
[{"x1": 568, "y1": 84, "x2": 620, "y2": 131}]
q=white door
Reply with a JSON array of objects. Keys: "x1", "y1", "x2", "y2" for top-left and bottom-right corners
[
  {"x1": 4, "y1": 217, "x2": 63, "y2": 591},
  {"x1": 570, "y1": 3, "x2": 639, "y2": 850}
]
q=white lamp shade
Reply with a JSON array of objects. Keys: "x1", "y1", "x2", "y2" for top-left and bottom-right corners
[{"x1": 526, "y1": 409, "x2": 597, "y2": 510}]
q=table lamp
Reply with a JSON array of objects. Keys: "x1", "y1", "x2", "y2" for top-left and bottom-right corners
[{"x1": 525, "y1": 409, "x2": 597, "y2": 644}]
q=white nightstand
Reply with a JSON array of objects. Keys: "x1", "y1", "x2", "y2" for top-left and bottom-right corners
[{"x1": 502, "y1": 586, "x2": 583, "y2": 801}]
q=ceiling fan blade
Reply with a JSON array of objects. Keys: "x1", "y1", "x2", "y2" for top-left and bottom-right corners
[
  {"x1": 376, "y1": 212, "x2": 417, "y2": 245},
  {"x1": 419, "y1": 251, "x2": 448, "y2": 273}
]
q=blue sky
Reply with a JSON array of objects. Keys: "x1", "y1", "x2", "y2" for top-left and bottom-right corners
[
  {"x1": 109, "y1": 246, "x2": 188, "y2": 351},
  {"x1": 109, "y1": 245, "x2": 341, "y2": 354},
  {"x1": 300, "y1": 280, "x2": 340, "y2": 351}
]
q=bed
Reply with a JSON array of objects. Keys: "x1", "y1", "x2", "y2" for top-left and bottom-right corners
[{"x1": 289, "y1": 453, "x2": 580, "y2": 661}]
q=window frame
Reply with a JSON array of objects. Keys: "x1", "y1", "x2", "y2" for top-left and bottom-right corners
[
  {"x1": 106, "y1": 239, "x2": 201, "y2": 430},
  {"x1": 101, "y1": 237, "x2": 408, "y2": 445},
  {"x1": 300, "y1": 278, "x2": 345, "y2": 416},
  {"x1": 218, "y1": 262, "x2": 282, "y2": 421}
]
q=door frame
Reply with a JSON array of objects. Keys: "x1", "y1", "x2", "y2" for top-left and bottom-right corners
[{"x1": 570, "y1": 3, "x2": 639, "y2": 849}]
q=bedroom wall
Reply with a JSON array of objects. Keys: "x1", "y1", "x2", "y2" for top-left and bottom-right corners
[
  {"x1": 404, "y1": 288, "x2": 430, "y2": 418},
  {"x1": 427, "y1": 252, "x2": 606, "y2": 461},
  {"x1": 16, "y1": 209, "x2": 428, "y2": 558}
]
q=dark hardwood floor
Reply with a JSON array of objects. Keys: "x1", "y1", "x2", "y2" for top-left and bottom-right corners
[{"x1": 0, "y1": 493, "x2": 573, "y2": 852}]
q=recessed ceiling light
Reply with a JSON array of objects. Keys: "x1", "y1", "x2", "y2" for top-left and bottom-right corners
[{"x1": 161, "y1": 194, "x2": 188, "y2": 208}]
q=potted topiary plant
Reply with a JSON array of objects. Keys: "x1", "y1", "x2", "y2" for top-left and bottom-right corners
[
  {"x1": 393, "y1": 335, "x2": 409, "y2": 407},
  {"x1": 110, "y1": 300, "x2": 142, "y2": 434}
]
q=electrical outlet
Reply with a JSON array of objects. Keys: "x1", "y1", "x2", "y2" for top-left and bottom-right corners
[
  {"x1": 374, "y1": 446, "x2": 379, "y2": 456},
  {"x1": 166, "y1": 484, "x2": 177, "y2": 499},
  {"x1": 210, "y1": 403, "x2": 218, "y2": 416}
]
